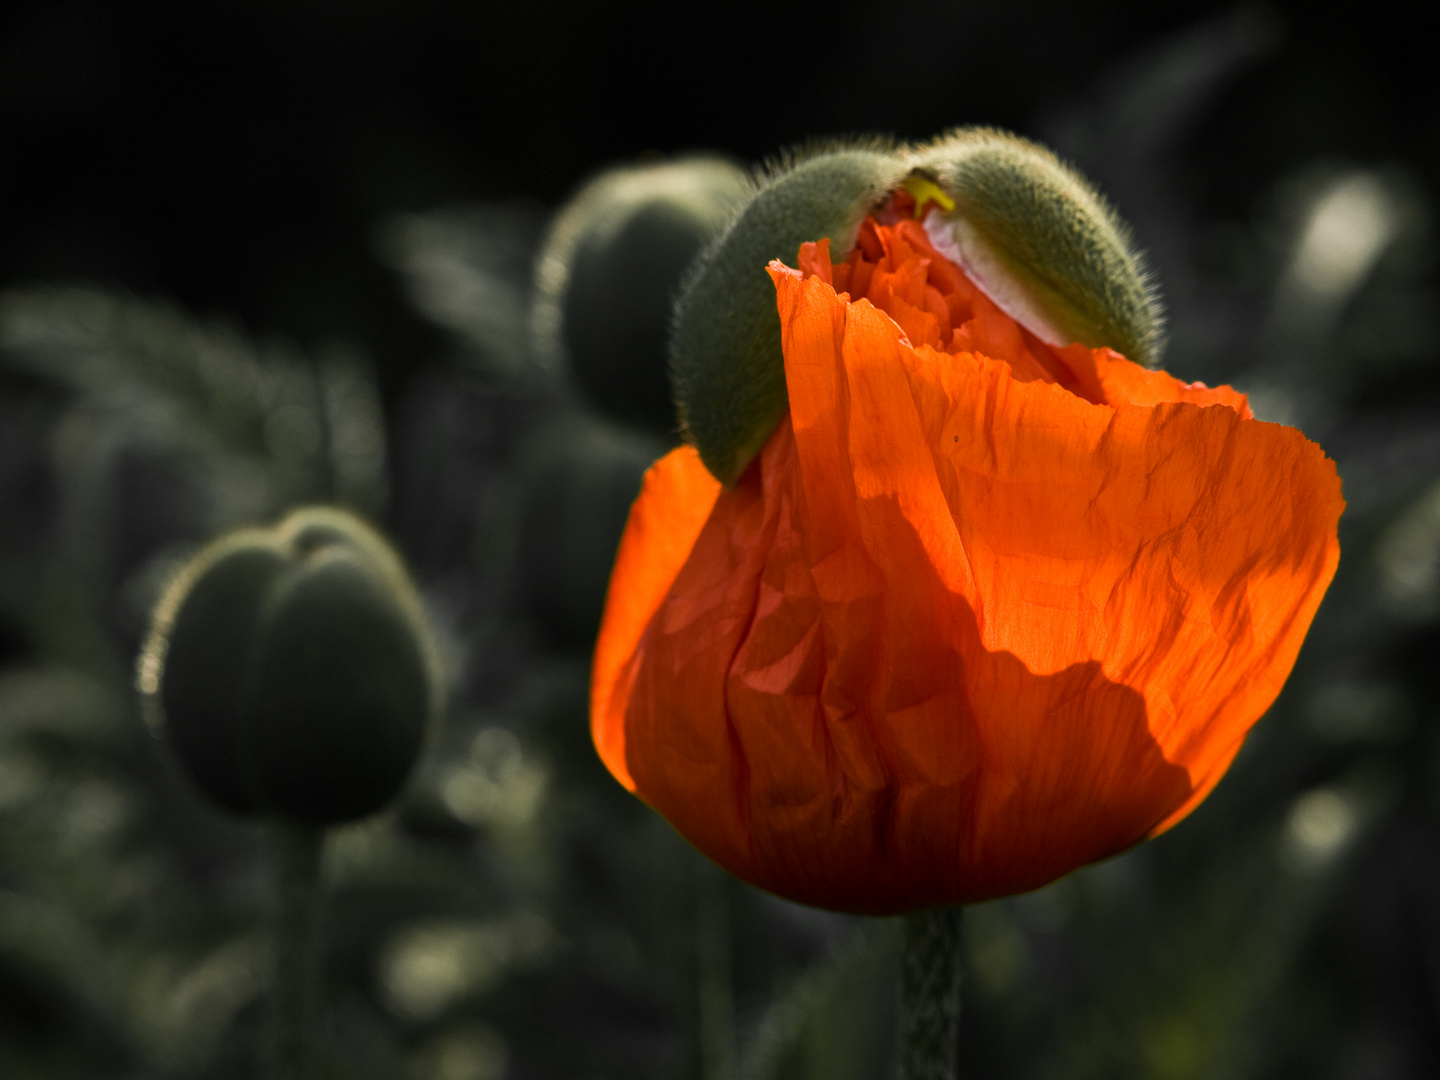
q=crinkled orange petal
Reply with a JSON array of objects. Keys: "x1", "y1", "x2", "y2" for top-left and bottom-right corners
[
  {"x1": 594, "y1": 234, "x2": 1343, "y2": 914},
  {"x1": 591, "y1": 445, "x2": 719, "y2": 791}
]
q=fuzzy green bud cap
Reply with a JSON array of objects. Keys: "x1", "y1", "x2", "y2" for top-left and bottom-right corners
[
  {"x1": 669, "y1": 145, "x2": 911, "y2": 485},
  {"x1": 667, "y1": 131, "x2": 1162, "y2": 487},
  {"x1": 138, "y1": 507, "x2": 438, "y2": 824},
  {"x1": 915, "y1": 127, "x2": 1164, "y2": 368}
]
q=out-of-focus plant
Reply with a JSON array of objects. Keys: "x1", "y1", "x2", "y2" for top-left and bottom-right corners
[
  {"x1": 138, "y1": 506, "x2": 440, "y2": 1078},
  {"x1": 0, "y1": 286, "x2": 387, "y2": 675},
  {"x1": 530, "y1": 155, "x2": 751, "y2": 435},
  {"x1": 0, "y1": 287, "x2": 397, "y2": 1079}
]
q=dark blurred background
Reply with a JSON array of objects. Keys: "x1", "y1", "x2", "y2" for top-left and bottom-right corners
[
  {"x1": 3, "y1": 0, "x2": 1434, "y2": 402},
  {"x1": 3, "y1": 2, "x2": 1440, "y2": 1079}
]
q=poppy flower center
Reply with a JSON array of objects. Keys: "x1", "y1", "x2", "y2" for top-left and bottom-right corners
[{"x1": 795, "y1": 196, "x2": 1107, "y2": 402}]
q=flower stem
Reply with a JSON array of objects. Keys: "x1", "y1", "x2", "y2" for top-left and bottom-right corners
[
  {"x1": 898, "y1": 907, "x2": 964, "y2": 1080},
  {"x1": 691, "y1": 853, "x2": 736, "y2": 1080},
  {"x1": 268, "y1": 822, "x2": 326, "y2": 1080}
]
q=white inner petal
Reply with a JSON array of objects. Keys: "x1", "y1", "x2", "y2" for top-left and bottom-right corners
[{"x1": 924, "y1": 211, "x2": 1071, "y2": 349}]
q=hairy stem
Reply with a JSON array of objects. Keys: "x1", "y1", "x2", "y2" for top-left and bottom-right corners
[{"x1": 897, "y1": 907, "x2": 964, "y2": 1080}]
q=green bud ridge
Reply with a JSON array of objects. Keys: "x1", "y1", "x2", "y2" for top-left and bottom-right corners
[{"x1": 669, "y1": 143, "x2": 911, "y2": 485}]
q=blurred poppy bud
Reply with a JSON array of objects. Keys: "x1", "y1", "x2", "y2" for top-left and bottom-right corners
[
  {"x1": 138, "y1": 507, "x2": 439, "y2": 824},
  {"x1": 517, "y1": 419, "x2": 666, "y2": 646},
  {"x1": 533, "y1": 156, "x2": 752, "y2": 433}
]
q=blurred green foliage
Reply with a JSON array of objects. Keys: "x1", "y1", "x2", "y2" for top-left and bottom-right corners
[{"x1": 2, "y1": 9, "x2": 1440, "y2": 1080}]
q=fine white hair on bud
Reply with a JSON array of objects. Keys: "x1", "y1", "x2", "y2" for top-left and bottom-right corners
[
  {"x1": 670, "y1": 141, "x2": 911, "y2": 485},
  {"x1": 666, "y1": 130, "x2": 1165, "y2": 488},
  {"x1": 914, "y1": 127, "x2": 1166, "y2": 368}
]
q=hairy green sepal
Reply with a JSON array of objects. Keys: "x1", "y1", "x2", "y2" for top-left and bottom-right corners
[
  {"x1": 916, "y1": 128, "x2": 1164, "y2": 368},
  {"x1": 670, "y1": 148, "x2": 910, "y2": 486}
]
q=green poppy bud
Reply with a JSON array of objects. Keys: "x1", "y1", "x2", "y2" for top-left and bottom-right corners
[
  {"x1": 518, "y1": 419, "x2": 665, "y2": 646},
  {"x1": 138, "y1": 507, "x2": 439, "y2": 824},
  {"x1": 914, "y1": 127, "x2": 1165, "y2": 369},
  {"x1": 669, "y1": 144, "x2": 911, "y2": 486},
  {"x1": 533, "y1": 156, "x2": 752, "y2": 433}
]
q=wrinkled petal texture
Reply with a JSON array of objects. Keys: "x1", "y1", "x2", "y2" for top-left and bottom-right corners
[{"x1": 592, "y1": 218, "x2": 1344, "y2": 914}]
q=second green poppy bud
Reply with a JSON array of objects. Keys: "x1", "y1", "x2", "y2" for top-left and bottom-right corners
[
  {"x1": 533, "y1": 156, "x2": 752, "y2": 433},
  {"x1": 138, "y1": 507, "x2": 439, "y2": 825}
]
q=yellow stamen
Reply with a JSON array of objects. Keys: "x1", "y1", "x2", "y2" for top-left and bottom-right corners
[{"x1": 902, "y1": 175, "x2": 956, "y2": 217}]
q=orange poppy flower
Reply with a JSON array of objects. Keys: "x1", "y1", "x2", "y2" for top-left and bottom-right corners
[{"x1": 591, "y1": 211, "x2": 1343, "y2": 915}]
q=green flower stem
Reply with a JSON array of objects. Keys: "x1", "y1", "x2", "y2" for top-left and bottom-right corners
[
  {"x1": 268, "y1": 822, "x2": 326, "y2": 1080},
  {"x1": 691, "y1": 852, "x2": 736, "y2": 1080},
  {"x1": 898, "y1": 907, "x2": 964, "y2": 1080}
]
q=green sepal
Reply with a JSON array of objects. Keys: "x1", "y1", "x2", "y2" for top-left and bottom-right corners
[
  {"x1": 670, "y1": 145, "x2": 910, "y2": 486},
  {"x1": 915, "y1": 127, "x2": 1165, "y2": 367}
]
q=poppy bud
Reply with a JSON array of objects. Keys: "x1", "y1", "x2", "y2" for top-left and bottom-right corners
[
  {"x1": 138, "y1": 507, "x2": 438, "y2": 824},
  {"x1": 517, "y1": 419, "x2": 665, "y2": 646},
  {"x1": 914, "y1": 127, "x2": 1165, "y2": 368},
  {"x1": 669, "y1": 145, "x2": 911, "y2": 485},
  {"x1": 533, "y1": 157, "x2": 752, "y2": 433}
]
